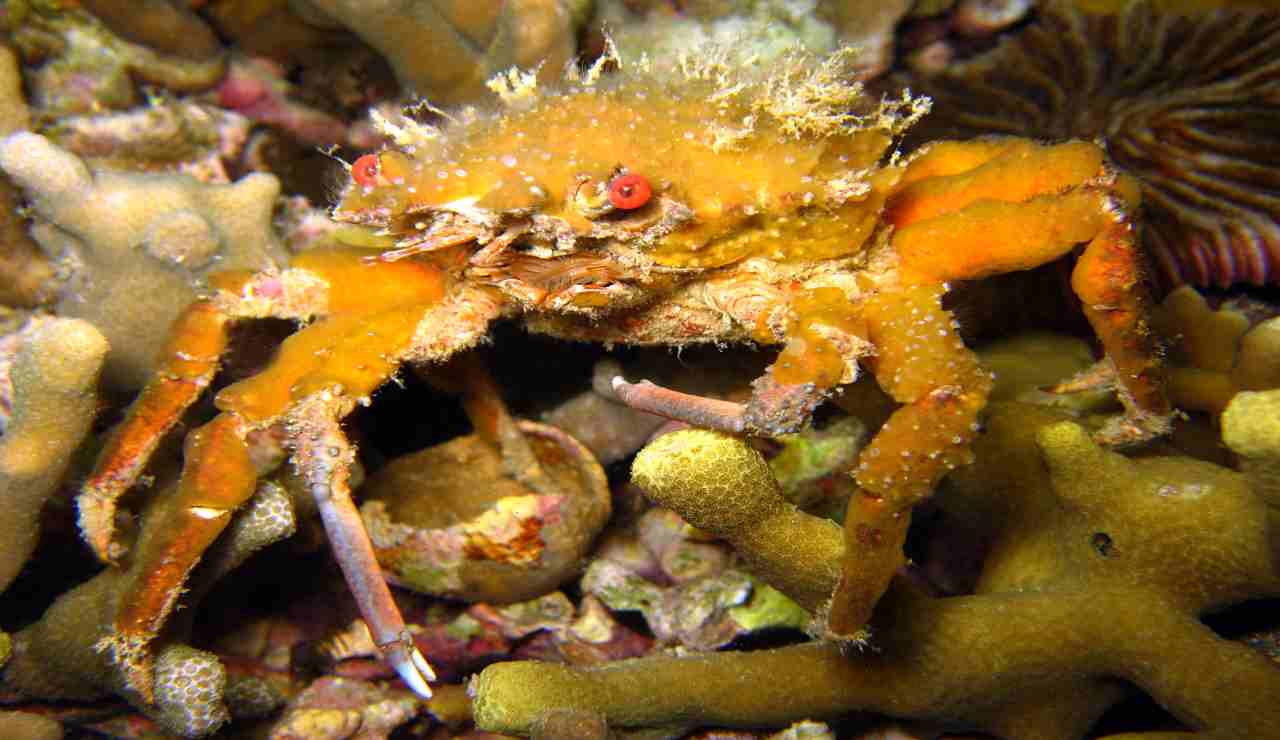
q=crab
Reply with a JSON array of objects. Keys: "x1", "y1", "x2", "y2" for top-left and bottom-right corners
[{"x1": 77, "y1": 46, "x2": 1171, "y2": 703}]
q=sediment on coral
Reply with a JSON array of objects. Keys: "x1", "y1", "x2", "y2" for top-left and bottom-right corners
[{"x1": 0, "y1": 317, "x2": 107, "y2": 593}]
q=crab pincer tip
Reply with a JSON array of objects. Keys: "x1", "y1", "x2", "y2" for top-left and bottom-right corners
[{"x1": 391, "y1": 643, "x2": 436, "y2": 699}]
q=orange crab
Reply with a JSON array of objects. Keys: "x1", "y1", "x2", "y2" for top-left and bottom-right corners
[{"x1": 78, "y1": 47, "x2": 1170, "y2": 701}]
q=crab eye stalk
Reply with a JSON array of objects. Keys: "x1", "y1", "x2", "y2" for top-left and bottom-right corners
[
  {"x1": 572, "y1": 175, "x2": 615, "y2": 218},
  {"x1": 608, "y1": 173, "x2": 652, "y2": 210}
]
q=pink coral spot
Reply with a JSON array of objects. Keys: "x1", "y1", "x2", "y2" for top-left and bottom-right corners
[{"x1": 608, "y1": 173, "x2": 652, "y2": 210}]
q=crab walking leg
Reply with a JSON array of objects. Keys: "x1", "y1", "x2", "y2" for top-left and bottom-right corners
[
  {"x1": 288, "y1": 396, "x2": 435, "y2": 698},
  {"x1": 1070, "y1": 213, "x2": 1172, "y2": 444},
  {"x1": 109, "y1": 412, "x2": 257, "y2": 701},
  {"x1": 79, "y1": 301, "x2": 230, "y2": 562},
  {"x1": 888, "y1": 139, "x2": 1170, "y2": 443},
  {"x1": 828, "y1": 285, "x2": 991, "y2": 638},
  {"x1": 609, "y1": 378, "x2": 748, "y2": 433},
  {"x1": 425, "y1": 351, "x2": 558, "y2": 496},
  {"x1": 609, "y1": 373, "x2": 830, "y2": 437}
]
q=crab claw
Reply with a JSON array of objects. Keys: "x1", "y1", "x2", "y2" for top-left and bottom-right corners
[{"x1": 381, "y1": 631, "x2": 436, "y2": 699}]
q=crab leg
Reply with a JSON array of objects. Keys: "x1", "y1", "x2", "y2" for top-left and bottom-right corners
[
  {"x1": 828, "y1": 284, "x2": 992, "y2": 638},
  {"x1": 288, "y1": 395, "x2": 435, "y2": 698},
  {"x1": 80, "y1": 300, "x2": 230, "y2": 563},
  {"x1": 609, "y1": 373, "x2": 828, "y2": 437},
  {"x1": 1069, "y1": 212, "x2": 1172, "y2": 444},
  {"x1": 107, "y1": 412, "x2": 257, "y2": 701},
  {"x1": 426, "y1": 351, "x2": 558, "y2": 496},
  {"x1": 889, "y1": 140, "x2": 1171, "y2": 444}
]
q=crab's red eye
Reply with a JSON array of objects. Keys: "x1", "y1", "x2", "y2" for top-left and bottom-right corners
[
  {"x1": 351, "y1": 154, "x2": 380, "y2": 187},
  {"x1": 608, "y1": 173, "x2": 652, "y2": 210}
]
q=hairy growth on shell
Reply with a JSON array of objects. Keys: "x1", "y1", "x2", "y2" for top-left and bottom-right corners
[
  {"x1": 908, "y1": 0, "x2": 1280, "y2": 289},
  {"x1": 333, "y1": 43, "x2": 929, "y2": 273}
]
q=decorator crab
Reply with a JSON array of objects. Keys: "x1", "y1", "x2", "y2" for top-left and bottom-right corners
[{"x1": 78, "y1": 46, "x2": 1171, "y2": 702}]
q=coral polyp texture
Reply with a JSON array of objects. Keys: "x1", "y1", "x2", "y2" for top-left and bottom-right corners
[
  {"x1": 907, "y1": 0, "x2": 1280, "y2": 289},
  {"x1": 0, "y1": 317, "x2": 107, "y2": 592}
]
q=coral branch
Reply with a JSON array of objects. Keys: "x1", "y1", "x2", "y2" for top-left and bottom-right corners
[
  {"x1": 631, "y1": 429, "x2": 843, "y2": 615},
  {"x1": 0, "y1": 318, "x2": 107, "y2": 592}
]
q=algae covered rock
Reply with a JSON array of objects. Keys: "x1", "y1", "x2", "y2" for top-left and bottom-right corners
[{"x1": 362, "y1": 421, "x2": 610, "y2": 603}]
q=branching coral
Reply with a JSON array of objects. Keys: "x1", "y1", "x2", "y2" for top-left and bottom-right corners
[
  {"x1": 0, "y1": 317, "x2": 107, "y2": 593},
  {"x1": 1153, "y1": 286, "x2": 1280, "y2": 414},
  {"x1": 0, "y1": 132, "x2": 286, "y2": 390},
  {"x1": 472, "y1": 338, "x2": 1280, "y2": 738},
  {"x1": 906, "y1": 0, "x2": 1280, "y2": 289}
]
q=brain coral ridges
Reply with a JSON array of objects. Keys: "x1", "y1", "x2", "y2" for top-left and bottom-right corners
[{"x1": 906, "y1": 0, "x2": 1280, "y2": 290}]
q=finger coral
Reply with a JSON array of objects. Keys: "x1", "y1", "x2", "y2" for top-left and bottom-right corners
[
  {"x1": 0, "y1": 133, "x2": 286, "y2": 390},
  {"x1": 1153, "y1": 286, "x2": 1280, "y2": 414},
  {"x1": 906, "y1": 0, "x2": 1280, "y2": 289},
  {"x1": 472, "y1": 336, "x2": 1280, "y2": 738},
  {"x1": 0, "y1": 317, "x2": 107, "y2": 593}
]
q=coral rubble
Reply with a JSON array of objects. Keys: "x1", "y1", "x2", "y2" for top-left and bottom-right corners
[
  {"x1": 5, "y1": 6, "x2": 225, "y2": 120},
  {"x1": 361, "y1": 420, "x2": 611, "y2": 603}
]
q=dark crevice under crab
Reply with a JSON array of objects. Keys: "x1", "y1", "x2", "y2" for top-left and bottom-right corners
[{"x1": 76, "y1": 47, "x2": 1172, "y2": 701}]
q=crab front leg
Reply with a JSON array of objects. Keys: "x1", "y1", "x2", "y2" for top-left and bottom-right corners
[
  {"x1": 79, "y1": 300, "x2": 231, "y2": 562},
  {"x1": 288, "y1": 394, "x2": 435, "y2": 697},
  {"x1": 106, "y1": 411, "x2": 258, "y2": 701}
]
